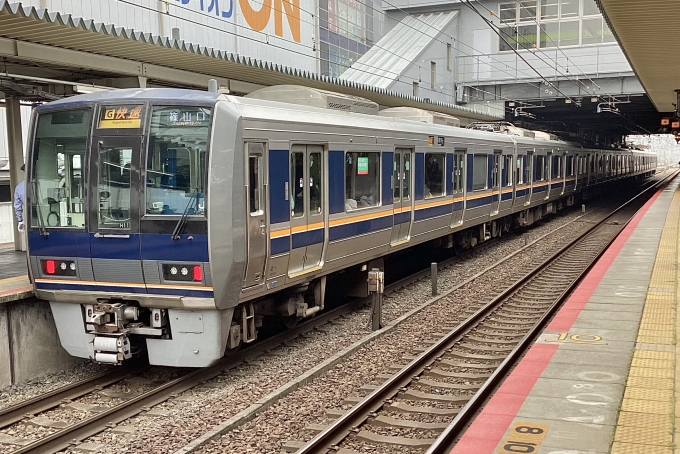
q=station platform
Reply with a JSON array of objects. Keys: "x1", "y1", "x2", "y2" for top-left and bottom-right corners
[
  {"x1": 0, "y1": 246, "x2": 32, "y2": 304},
  {"x1": 451, "y1": 176, "x2": 680, "y2": 453}
]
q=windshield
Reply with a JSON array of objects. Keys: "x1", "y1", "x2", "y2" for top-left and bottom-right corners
[
  {"x1": 31, "y1": 109, "x2": 90, "y2": 229},
  {"x1": 145, "y1": 106, "x2": 210, "y2": 216}
]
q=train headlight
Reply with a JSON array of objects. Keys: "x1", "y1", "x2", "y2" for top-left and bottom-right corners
[
  {"x1": 162, "y1": 264, "x2": 204, "y2": 283},
  {"x1": 41, "y1": 259, "x2": 77, "y2": 277}
]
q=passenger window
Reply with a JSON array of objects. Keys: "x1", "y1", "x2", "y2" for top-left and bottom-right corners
[
  {"x1": 345, "y1": 152, "x2": 379, "y2": 210},
  {"x1": 424, "y1": 153, "x2": 444, "y2": 198},
  {"x1": 291, "y1": 152, "x2": 304, "y2": 218},
  {"x1": 309, "y1": 152, "x2": 322, "y2": 214},
  {"x1": 403, "y1": 154, "x2": 411, "y2": 200},
  {"x1": 516, "y1": 156, "x2": 523, "y2": 184},
  {"x1": 491, "y1": 155, "x2": 499, "y2": 189},
  {"x1": 472, "y1": 154, "x2": 487, "y2": 191},
  {"x1": 551, "y1": 155, "x2": 561, "y2": 178},
  {"x1": 99, "y1": 146, "x2": 132, "y2": 229},
  {"x1": 535, "y1": 155, "x2": 546, "y2": 181},
  {"x1": 248, "y1": 155, "x2": 261, "y2": 214},
  {"x1": 393, "y1": 156, "x2": 401, "y2": 203},
  {"x1": 504, "y1": 155, "x2": 513, "y2": 186}
]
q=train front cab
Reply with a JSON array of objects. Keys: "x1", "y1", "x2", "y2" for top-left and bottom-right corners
[{"x1": 27, "y1": 93, "x2": 243, "y2": 367}]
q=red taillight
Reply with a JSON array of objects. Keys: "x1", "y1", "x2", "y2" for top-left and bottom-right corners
[
  {"x1": 46, "y1": 260, "x2": 55, "y2": 274},
  {"x1": 193, "y1": 265, "x2": 203, "y2": 281}
]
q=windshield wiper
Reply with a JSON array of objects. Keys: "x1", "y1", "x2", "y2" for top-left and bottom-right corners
[
  {"x1": 171, "y1": 191, "x2": 198, "y2": 240},
  {"x1": 32, "y1": 180, "x2": 48, "y2": 237}
]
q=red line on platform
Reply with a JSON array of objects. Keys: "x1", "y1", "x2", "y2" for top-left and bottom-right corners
[{"x1": 450, "y1": 186, "x2": 666, "y2": 454}]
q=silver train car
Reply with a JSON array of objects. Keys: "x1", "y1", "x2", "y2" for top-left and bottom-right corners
[{"x1": 25, "y1": 86, "x2": 656, "y2": 367}]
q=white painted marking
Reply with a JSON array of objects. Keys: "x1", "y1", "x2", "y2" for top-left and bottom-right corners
[
  {"x1": 566, "y1": 393, "x2": 614, "y2": 406},
  {"x1": 576, "y1": 371, "x2": 620, "y2": 382}
]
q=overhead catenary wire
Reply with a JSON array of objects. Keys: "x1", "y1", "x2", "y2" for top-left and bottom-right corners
[{"x1": 462, "y1": 0, "x2": 581, "y2": 106}]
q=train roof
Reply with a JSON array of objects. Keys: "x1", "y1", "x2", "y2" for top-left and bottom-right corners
[
  {"x1": 31, "y1": 88, "x2": 659, "y2": 157},
  {"x1": 35, "y1": 88, "x2": 220, "y2": 111}
]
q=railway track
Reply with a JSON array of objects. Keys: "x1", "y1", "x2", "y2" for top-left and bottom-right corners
[
  {"x1": 0, "y1": 175, "x2": 668, "y2": 454},
  {"x1": 293, "y1": 173, "x2": 676, "y2": 454}
]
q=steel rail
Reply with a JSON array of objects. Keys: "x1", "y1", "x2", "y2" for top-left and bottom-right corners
[
  {"x1": 425, "y1": 169, "x2": 678, "y2": 454},
  {"x1": 9, "y1": 293, "x2": 375, "y2": 454},
  {"x1": 295, "y1": 171, "x2": 677, "y2": 454},
  {"x1": 0, "y1": 364, "x2": 149, "y2": 430}
]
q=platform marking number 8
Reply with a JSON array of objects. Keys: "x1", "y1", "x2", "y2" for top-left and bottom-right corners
[{"x1": 498, "y1": 422, "x2": 550, "y2": 454}]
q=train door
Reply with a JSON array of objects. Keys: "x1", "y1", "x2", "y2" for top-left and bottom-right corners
[
  {"x1": 390, "y1": 148, "x2": 412, "y2": 245},
  {"x1": 450, "y1": 150, "x2": 465, "y2": 226},
  {"x1": 491, "y1": 151, "x2": 502, "y2": 215},
  {"x1": 243, "y1": 143, "x2": 268, "y2": 287},
  {"x1": 288, "y1": 144, "x2": 325, "y2": 276},
  {"x1": 89, "y1": 135, "x2": 144, "y2": 288}
]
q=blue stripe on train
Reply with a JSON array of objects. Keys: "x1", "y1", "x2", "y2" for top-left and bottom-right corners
[
  {"x1": 551, "y1": 182, "x2": 563, "y2": 189},
  {"x1": 35, "y1": 281, "x2": 214, "y2": 298},
  {"x1": 532, "y1": 185, "x2": 548, "y2": 194},
  {"x1": 292, "y1": 229, "x2": 324, "y2": 249},
  {"x1": 29, "y1": 231, "x2": 209, "y2": 262},
  {"x1": 466, "y1": 196, "x2": 493, "y2": 209},
  {"x1": 501, "y1": 192, "x2": 513, "y2": 201},
  {"x1": 329, "y1": 215, "x2": 392, "y2": 241},
  {"x1": 141, "y1": 234, "x2": 209, "y2": 262},
  {"x1": 415, "y1": 202, "x2": 452, "y2": 221},
  {"x1": 394, "y1": 211, "x2": 411, "y2": 225},
  {"x1": 271, "y1": 237, "x2": 290, "y2": 255}
]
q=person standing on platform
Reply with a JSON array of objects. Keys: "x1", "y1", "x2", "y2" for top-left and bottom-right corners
[{"x1": 14, "y1": 164, "x2": 25, "y2": 232}]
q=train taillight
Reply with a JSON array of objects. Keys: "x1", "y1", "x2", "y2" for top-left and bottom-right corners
[
  {"x1": 162, "y1": 263, "x2": 204, "y2": 283},
  {"x1": 42, "y1": 259, "x2": 76, "y2": 276}
]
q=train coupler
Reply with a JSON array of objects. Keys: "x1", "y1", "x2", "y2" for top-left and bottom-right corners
[{"x1": 93, "y1": 335, "x2": 132, "y2": 364}]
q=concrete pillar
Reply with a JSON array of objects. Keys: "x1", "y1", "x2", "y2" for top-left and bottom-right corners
[{"x1": 5, "y1": 97, "x2": 25, "y2": 251}]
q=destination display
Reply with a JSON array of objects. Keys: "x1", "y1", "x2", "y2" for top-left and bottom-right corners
[{"x1": 98, "y1": 105, "x2": 144, "y2": 129}]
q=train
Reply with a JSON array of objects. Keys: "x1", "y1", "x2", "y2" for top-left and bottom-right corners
[{"x1": 25, "y1": 85, "x2": 656, "y2": 367}]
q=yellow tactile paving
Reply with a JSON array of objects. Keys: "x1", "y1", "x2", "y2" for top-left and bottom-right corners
[
  {"x1": 614, "y1": 425, "x2": 672, "y2": 445},
  {"x1": 636, "y1": 336, "x2": 674, "y2": 345},
  {"x1": 611, "y1": 443, "x2": 673, "y2": 454},
  {"x1": 617, "y1": 411, "x2": 672, "y2": 428},
  {"x1": 628, "y1": 367, "x2": 675, "y2": 379},
  {"x1": 630, "y1": 359, "x2": 674, "y2": 370},
  {"x1": 620, "y1": 398, "x2": 672, "y2": 415},
  {"x1": 635, "y1": 344, "x2": 675, "y2": 353},
  {"x1": 624, "y1": 387, "x2": 673, "y2": 402},
  {"x1": 624, "y1": 376, "x2": 674, "y2": 390},
  {"x1": 612, "y1": 185, "x2": 680, "y2": 454},
  {"x1": 633, "y1": 351, "x2": 674, "y2": 361}
]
